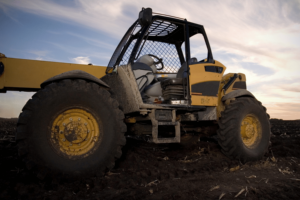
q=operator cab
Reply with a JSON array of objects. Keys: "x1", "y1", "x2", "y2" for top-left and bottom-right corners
[
  {"x1": 106, "y1": 8, "x2": 224, "y2": 107},
  {"x1": 132, "y1": 54, "x2": 198, "y2": 104}
]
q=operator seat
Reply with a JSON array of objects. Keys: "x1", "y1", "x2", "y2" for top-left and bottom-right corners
[
  {"x1": 132, "y1": 55, "x2": 157, "y2": 91},
  {"x1": 160, "y1": 57, "x2": 198, "y2": 102},
  {"x1": 143, "y1": 57, "x2": 198, "y2": 102}
]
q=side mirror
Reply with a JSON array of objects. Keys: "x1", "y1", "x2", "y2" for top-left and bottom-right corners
[{"x1": 139, "y1": 8, "x2": 152, "y2": 26}]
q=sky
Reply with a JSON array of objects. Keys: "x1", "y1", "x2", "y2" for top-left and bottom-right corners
[{"x1": 0, "y1": 0, "x2": 299, "y2": 119}]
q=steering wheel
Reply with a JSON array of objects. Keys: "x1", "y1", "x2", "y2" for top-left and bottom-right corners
[{"x1": 148, "y1": 54, "x2": 164, "y2": 70}]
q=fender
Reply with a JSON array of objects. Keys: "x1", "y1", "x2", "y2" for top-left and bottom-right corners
[
  {"x1": 222, "y1": 89, "x2": 255, "y2": 101},
  {"x1": 41, "y1": 70, "x2": 109, "y2": 88}
]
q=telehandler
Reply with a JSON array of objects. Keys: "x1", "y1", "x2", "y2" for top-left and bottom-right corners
[{"x1": 0, "y1": 8, "x2": 270, "y2": 178}]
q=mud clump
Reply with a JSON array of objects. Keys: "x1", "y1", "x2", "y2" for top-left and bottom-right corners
[{"x1": 0, "y1": 118, "x2": 300, "y2": 199}]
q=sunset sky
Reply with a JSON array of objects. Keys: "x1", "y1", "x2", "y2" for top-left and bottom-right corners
[{"x1": 0, "y1": 0, "x2": 299, "y2": 119}]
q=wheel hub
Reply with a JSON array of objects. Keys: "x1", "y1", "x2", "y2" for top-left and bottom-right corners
[
  {"x1": 240, "y1": 114, "x2": 262, "y2": 148},
  {"x1": 50, "y1": 108, "x2": 101, "y2": 159},
  {"x1": 63, "y1": 120, "x2": 87, "y2": 143}
]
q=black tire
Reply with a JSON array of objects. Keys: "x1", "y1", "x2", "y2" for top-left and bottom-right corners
[
  {"x1": 16, "y1": 79, "x2": 126, "y2": 178},
  {"x1": 217, "y1": 97, "x2": 270, "y2": 163}
]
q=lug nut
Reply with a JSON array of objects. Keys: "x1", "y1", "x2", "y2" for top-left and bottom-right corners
[
  {"x1": 70, "y1": 118, "x2": 73, "y2": 121},
  {"x1": 62, "y1": 139, "x2": 66, "y2": 142},
  {"x1": 84, "y1": 123, "x2": 87, "y2": 126},
  {"x1": 78, "y1": 118, "x2": 81, "y2": 121},
  {"x1": 63, "y1": 123, "x2": 66, "y2": 126},
  {"x1": 78, "y1": 143, "x2": 81, "y2": 146},
  {"x1": 70, "y1": 143, "x2": 72, "y2": 146}
]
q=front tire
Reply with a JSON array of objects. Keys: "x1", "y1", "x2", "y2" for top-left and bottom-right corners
[
  {"x1": 217, "y1": 97, "x2": 270, "y2": 162},
  {"x1": 17, "y1": 79, "x2": 126, "y2": 178}
]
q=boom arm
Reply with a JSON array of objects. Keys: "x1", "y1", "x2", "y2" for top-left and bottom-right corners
[{"x1": 0, "y1": 56, "x2": 106, "y2": 92}]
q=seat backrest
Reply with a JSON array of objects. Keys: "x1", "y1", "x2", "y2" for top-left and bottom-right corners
[
  {"x1": 136, "y1": 55, "x2": 157, "y2": 73},
  {"x1": 131, "y1": 62, "x2": 155, "y2": 91},
  {"x1": 176, "y1": 57, "x2": 198, "y2": 78}
]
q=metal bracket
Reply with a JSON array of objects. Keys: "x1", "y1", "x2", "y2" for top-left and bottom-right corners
[{"x1": 140, "y1": 109, "x2": 150, "y2": 115}]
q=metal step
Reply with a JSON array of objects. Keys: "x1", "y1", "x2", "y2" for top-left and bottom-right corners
[{"x1": 149, "y1": 109, "x2": 180, "y2": 143}]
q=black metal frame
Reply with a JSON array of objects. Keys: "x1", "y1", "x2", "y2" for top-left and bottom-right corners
[
  {"x1": 125, "y1": 16, "x2": 214, "y2": 64},
  {"x1": 107, "y1": 13, "x2": 215, "y2": 106},
  {"x1": 106, "y1": 20, "x2": 140, "y2": 73}
]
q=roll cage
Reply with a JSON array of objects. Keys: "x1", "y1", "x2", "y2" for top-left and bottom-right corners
[{"x1": 106, "y1": 12, "x2": 214, "y2": 74}]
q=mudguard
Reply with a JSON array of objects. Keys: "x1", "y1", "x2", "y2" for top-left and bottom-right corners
[
  {"x1": 41, "y1": 70, "x2": 109, "y2": 88},
  {"x1": 222, "y1": 89, "x2": 255, "y2": 101}
]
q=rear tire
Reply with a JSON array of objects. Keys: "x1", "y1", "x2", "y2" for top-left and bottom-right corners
[
  {"x1": 16, "y1": 79, "x2": 126, "y2": 178},
  {"x1": 217, "y1": 97, "x2": 270, "y2": 163}
]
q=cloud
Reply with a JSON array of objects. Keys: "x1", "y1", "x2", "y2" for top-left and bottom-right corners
[
  {"x1": 64, "y1": 32, "x2": 115, "y2": 50},
  {"x1": 29, "y1": 50, "x2": 49, "y2": 57},
  {"x1": 3, "y1": 0, "x2": 297, "y2": 70},
  {"x1": 46, "y1": 30, "x2": 115, "y2": 50},
  {"x1": 28, "y1": 50, "x2": 49, "y2": 60},
  {"x1": 264, "y1": 102, "x2": 300, "y2": 120},
  {"x1": 72, "y1": 56, "x2": 90, "y2": 64},
  {"x1": 280, "y1": 84, "x2": 300, "y2": 93},
  {"x1": 0, "y1": 0, "x2": 136, "y2": 38},
  {"x1": 46, "y1": 41, "x2": 111, "y2": 64},
  {"x1": 0, "y1": 2, "x2": 20, "y2": 24},
  {"x1": 27, "y1": 50, "x2": 49, "y2": 60}
]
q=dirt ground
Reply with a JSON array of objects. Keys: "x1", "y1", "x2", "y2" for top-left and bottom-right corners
[{"x1": 0, "y1": 118, "x2": 300, "y2": 200}]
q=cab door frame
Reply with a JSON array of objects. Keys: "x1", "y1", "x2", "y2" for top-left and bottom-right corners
[{"x1": 184, "y1": 23, "x2": 222, "y2": 106}]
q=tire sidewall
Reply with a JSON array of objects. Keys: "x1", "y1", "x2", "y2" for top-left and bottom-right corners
[
  {"x1": 233, "y1": 98, "x2": 270, "y2": 161},
  {"x1": 26, "y1": 81, "x2": 122, "y2": 175}
]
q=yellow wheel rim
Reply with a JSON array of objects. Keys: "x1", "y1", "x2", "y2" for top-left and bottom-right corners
[
  {"x1": 50, "y1": 108, "x2": 102, "y2": 160},
  {"x1": 240, "y1": 114, "x2": 262, "y2": 148}
]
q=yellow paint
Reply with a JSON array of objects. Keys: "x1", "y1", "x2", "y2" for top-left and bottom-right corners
[
  {"x1": 240, "y1": 114, "x2": 262, "y2": 148},
  {"x1": 216, "y1": 73, "x2": 232, "y2": 119},
  {"x1": 224, "y1": 73, "x2": 246, "y2": 95},
  {"x1": 216, "y1": 73, "x2": 247, "y2": 119},
  {"x1": 189, "y1": 60, "x2": 226, "y2": 106},
  {"x1": 0, "y1": 57, "x2": 106, "y2": 90},
  {"x1": 107, "y1": 68, "x2": 114, "y2": 74},
  {"x1": 191, "y1": 96, "x2": 219, "y2": 106},
  {"x1": 125, "y1": 117, "x2": 136, "y2": 123},
  {"x1": 50, "y1": 108, "x2": 101, "y2": 158}
]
